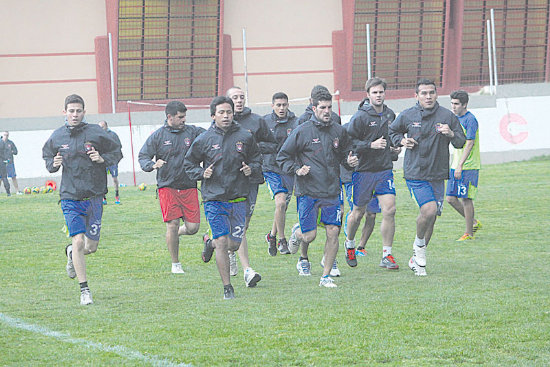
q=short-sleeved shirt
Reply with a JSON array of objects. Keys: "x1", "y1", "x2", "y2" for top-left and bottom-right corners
[{"x1": 451, "y1": 111, "x2": 480, "y2": 170}]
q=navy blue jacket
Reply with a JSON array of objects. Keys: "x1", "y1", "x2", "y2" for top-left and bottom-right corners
[
  {"x1": 277, "y1": 116, "x2": 353, "y2": 199},
  {"x1": 261, "y1": 110, "x2": 299, "y2": 174},
  {"x1": 42, "y1": 123, "x2": 123, "y2": 200},
  {"x1": 139, "y1": 123, "x2": 205, "y2": 190},
  {"x1": 1, "y1": 139, "x2": 17, "y2": 163},
  {"x1": 184, "y1": 122, "x2": 262, "y2": 202},
  {"x1": 389, "y1": 102, "x2": 466, "y2": 181}
]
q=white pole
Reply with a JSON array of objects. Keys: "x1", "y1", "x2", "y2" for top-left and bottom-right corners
[
  {"x1": 242, "y1": 28, "x2": 249, "y2": 107},
  {"x1": 490, "y1": 9, "x2": 498, "y2": 92},
  {"x1": 486, "y1": 20, "x2": 494, "y2": 95},
  {"x1": 366, "y1": 24, "x2": 372, "y2": 80},
  {"x1": 108, "y1": 33, "x2": 116, "y2": 113}
]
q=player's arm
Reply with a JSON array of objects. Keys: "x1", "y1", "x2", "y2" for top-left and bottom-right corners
[
  {"x1": 388, "y1": 114, "x2": 406, "y2": 147},
  {"x1": 245, "y1": 134, "x2": 262, "y2": 177},
  {"x1": 184, "y1": 138, "x2": 206, "y2": 181},
  {"x1": 257, "y1": 118, "x2": 278, "y2": 154},
  {"x1": 42, "y1": 137, "x2": 61, "y2": 173},
  {"x1": 449, "y1": 114, "x2": 466, "y2": 149},
  {"x1": 138, "y1": 134, "x2": 159, "y2": 172},
  {"x1": 276, "y1": 129, "x2": 300, "y2": 176},
  {"x1": 99, "y1": 130, "x2": 123, "y2": 166}
]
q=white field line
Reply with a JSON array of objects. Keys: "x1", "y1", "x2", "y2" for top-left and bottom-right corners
[{"x1": 0, "y1": 313, "x2": 192, "y2": 367}]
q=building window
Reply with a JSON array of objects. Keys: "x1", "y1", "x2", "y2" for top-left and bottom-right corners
[
  {"x1": 117, "y1": 0, "x2": 220, "y2": 101},
  {"x1": 352, "y1": 1, "x2": 446, "y2": 91},
  {"x1": 462, "y1": 0, "x2": 549, "y2": 86}
]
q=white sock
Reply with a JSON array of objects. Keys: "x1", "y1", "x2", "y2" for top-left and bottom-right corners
[
  {"x1": 345, "y1": 238, "x2": 355, "y2": 249},
  {"x1": 172, "y1": 262, "x2": 181, "y2": 266},
  {"x1": 414, "y1": 236, "x2": 426, "y2": 247},
  {"x1": 382, "y1": 246, "x2": 392, "y2": 257}
]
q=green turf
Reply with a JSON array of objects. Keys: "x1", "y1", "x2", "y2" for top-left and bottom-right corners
[{"x1": 1, "y1": 157, "x2": 549, "y2": 366}]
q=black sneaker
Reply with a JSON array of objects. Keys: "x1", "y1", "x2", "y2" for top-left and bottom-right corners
[
  {"x1": 266, "y1": 233, "x2": 277, "y2": 256},
  {"x1": 223, "y1": 284, "x2": 235, "y2": 300},
  {"x1": 345, "y1": 247, "x2": 357, "y2": 267},
  {"x1": 201, "y1": 233, "x2": 214, "y2": 263},
  {"x1": 278, "y1": 238, "x2": 290, "y2": 255}
]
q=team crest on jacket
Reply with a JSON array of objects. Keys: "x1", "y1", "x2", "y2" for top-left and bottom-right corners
[
  {"x1": 60, "y1": 144, "x2": 70, "y2": 150},
  {"x1": 211, "y1": 144, "x2": 220, "y2": 150},
  {"x1": 369, "y1": 121, "x2": 377, "y2": 127},
  {"x1": 412, "y1": 122, "x2": 421, "y2": 128},
  {"x1": 163, "y1": 140, "x2": 172, "y2": 146},
  {"x1": 312, "y1": 138, "x2": 320, "y2": 144},
  {"x1": 333, "y1": 137, "x2": 339, "y2": 149},
  {"x1": 236, "y1": 141, "x2": 243, "y2": 152},
  {"x1": 184, "y1": 137, "x2": 191, "y2": 147}
]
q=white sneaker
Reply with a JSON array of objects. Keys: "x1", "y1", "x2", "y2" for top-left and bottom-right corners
[
  {"x1": 229, "y1": 252, "x2": 238, "y2": 276},
  {"x1": 244, "y1": 267, "x2": 262, "y2": 287},
  {"x1": 320, "y1": 256, "x2": 341, "y2": 277},
  {"x1": 80, "y1": 289, "x2": 93, "y2": 305},
  {"x1": 408, "y1": 256, "x2": 427, "y2": 276},
  {"x1": 319, "y1": 276, "x2": 337, "y2": 288},
  {"x1": 171, "y1": 263, "x2": 184, "y2": 274},
  {"x1": 65, "y1": 245, "x2": 76, "y2": 279},
  {"x1": 413, "y1": 243, "x2": 427, "y2": 267},
  {"x1": 296, "y1": 259, "x2": 311, "y2": 276},
  {"x1": 287, "y1": 223, "x2": 302, "y2": 254}
]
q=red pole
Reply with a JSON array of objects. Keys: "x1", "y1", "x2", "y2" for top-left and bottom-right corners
[
  {"x1": 127, "y1": 102, "x2": 137, "y2": 186},
  {"x1": 336, "y1": 90, "x2": 341, "y2": 116}
]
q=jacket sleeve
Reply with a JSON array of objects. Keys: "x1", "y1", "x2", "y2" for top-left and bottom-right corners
[
  {"x1": 138, "y1": 133, "x2": 158, "y2": 172},
  {"x1": 184, "y1": 138, "x2": 205, "y2": 181},
  {"x1": 11, "y1": 141, "x2": 18, "y2": 156},
  {"x1": 100, "y1": 129, "x2": 123, "y2": 167},
  {"x1": 42, "y1": 135, "x2": 60, "y2": 173},
  {"x1": 346, "y1": 114, "x2": 372, "y2": 154},
  {"x1": 276, "y1": 129, "x2": 300, "y2": 175},
  {"x1": 389, "y1": 114, "x2": 406, "y2": 147},
  {"x1": 449, "y1": 114, "x2": 466, "y2": 149},
  {"x1": 246, "y1": 134, "x2": 263, "y2": 177},
  {"x1": 256, "y1": 118, "x2": 278, "y2": 154},
  {"x1": 339, "y1": 129, "x2": 355, "y2": 170}
]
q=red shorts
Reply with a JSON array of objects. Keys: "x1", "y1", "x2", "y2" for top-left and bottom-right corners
[{"x1": 158, "y1": 187, "x2": 200, "y2": 223}]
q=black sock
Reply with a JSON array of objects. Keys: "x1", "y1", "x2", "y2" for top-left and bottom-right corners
[
  {"x1": 115, "y1": 189, "x2": 119, "y2": 197},
  {"x1": 299, "y1": 256, "x2": 308, "y2": 261},
  {"x1": 79, "y1": 282, "x2": 88, "y2": 291},
  {"x1": 357, "y1": 246, "x2": 365, "y2": 250}
]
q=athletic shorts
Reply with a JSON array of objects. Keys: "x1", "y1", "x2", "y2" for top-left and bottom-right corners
[
  {"x1": 406, "y1": 179, "x2": 445, "y2": 216},
  {"x1": 264, "y1": 171, "x2": 294, "y2": 203},
  {"x1": 2, "y1": 163, "x2": 16, "y2": 178},
  {"x1": 297, "y1": 195, "x2": 342, "y2": 233},
  {"x1": 204, "y1": 200, "x2": 246, "y2": 243},
  {"x1": 158, "y1": 187, "x2": 200, "y2": 223},
  {"x1": 352, "y1": 169, "x2": 395, "y2": 207},
  {"x1": 245, "y1": 183, "x2": 259, "y2": 218},
  {"x1": 343, "y1": 181, "x2": 380, "y2": 213},
  {"x1": 106, "y1": 164, "x2": 118, "y2": 177},
  {"x1": 446, "y1": 169, "x2": 479, "y2": 200},
  {"x1": 61, "y1": 196, "x2": 104, "y2": 240}
]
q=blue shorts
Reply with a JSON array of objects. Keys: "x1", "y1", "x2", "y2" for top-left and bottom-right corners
[
  {"x1": 106, "y1": 164, "x2": 118, "y2": 177},
  {"x1": 406, "y1": 180, "x2": 445, "y2": 216},
  {"x1": 343, "y1": 182, "x2": 380, "y2": 213},
  {"x1": 245, "y1": 183, "x2": 259, "y2": 218},
  {"x1": 61, "y1": 196, "x2": 104, "y2": 240},
  {"x1": 264, "y1": 171, "x2": 294, "y2": 201},
  {"x1": 297, "y1": 195, "x2": 342, "y2": 233},
  {"x1": 352, "y1": 169, "x2": 395, "y2": 207},
  {"x1": 204, "y1": 200, "x2": 246, "y2": 243},
  {"x1": 446, "y1": 169, "x2": 479, "y2": 200},
  {"x1": 0, "y1": 163, "x2": 16, "y2": 178}
]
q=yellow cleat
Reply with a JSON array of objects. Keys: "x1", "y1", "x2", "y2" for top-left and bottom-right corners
[{"x1": 457, "y1": 233, "x2": 474, "y2": 241}]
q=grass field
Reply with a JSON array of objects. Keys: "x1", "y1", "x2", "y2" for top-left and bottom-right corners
[{"x1": 1, "y1": 157, "x2": 549, "y2": 366}]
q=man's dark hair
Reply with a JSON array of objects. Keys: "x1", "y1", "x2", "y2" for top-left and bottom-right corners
[
  {"x1": 64, "y1": 94, "x2": 85, "y2": 110},
  {"x1": 450, "y1": 90, "x2": 469, "y2": 105},
  {"x1": 210, "y1": 96, "x2": 234, "y2": 116},
  {"x1": 416, "y1": 78, "x2": 437, "y2": 93},
  {"x1": 311, "y1": 90, "x2": 333, "y2": 107},
  {"x1": 272, "y1": 92, "x2": 288, "y2": 103},
  {"x1": 310, "y1": 85, "x2": 330, "y2": 98},
  {"x1": 365, "y1": 77, "x2": 387, "y2": 93},
  {"x1": 165, "y1": 101, "x2": 187, "y2": 117}
]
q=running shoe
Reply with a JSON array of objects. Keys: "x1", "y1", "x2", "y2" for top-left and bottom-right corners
[
  {"x1": 408, "y1": 256, "x2": 427, "y2": 276},
  {"x1": 288, "y1": 223, "x2": 301, "y2": 254},
  {"x1": 229, "y1": 251, "x2": 238, "y2": 276},
  {"x1": 115, "y1": 196, "x2": 121, "y2": 204},
  {"x1": 345, "y1": 247, "x2": 357, "y2": 267},
  {"x1": 413, "y1": 243, "x2": 426, "y2": 267},
  {"x1": 80, "y1": 288, "x2": 93, "y2": 305},
  {"x1": 379, "y1": 255, "x2": 399, "y2": 270},
  {"x1": 320, "y1": 256, "x2": 341, "y2": 277},
  {"x1": 201, "y1": 233, "x2": 214, "y2": 263},
  {"x1": 171, "y1": 263, "x2": 185, "y2": 274},
  {"x1": 244, "y1": 267, "x2": 262, "y2": 287},
  {"x1": 65, "y1": 244, "x2": 76, "y2": 279},
  {"x1": 473, "y1": 220, "x2": 483, "y2": 234},
  {"x1": 296, "y1": 259, "x2": 311, "y2": 276},
  {"x1": 278, "y1": 238, "x2": 290, "y2": 255},
  {"x1": 266, "y1": 233, "x2": 277, "y2": 256},
  {"x1": 355, "y1": 247, "x2": 367, "y2": 257},
  {"x1": 456, "y1": 233, "x2": 474, "y2": 241},
  {"x1": 223, "y1": 284, "x2": 235, "y2": 300},
  {"x1": 319, "y1": 276, "x2": 337, "y2": 288}
]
